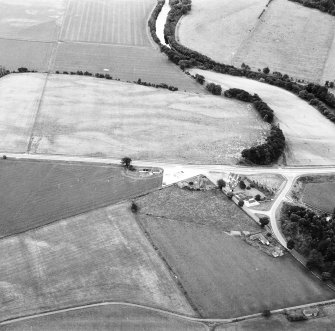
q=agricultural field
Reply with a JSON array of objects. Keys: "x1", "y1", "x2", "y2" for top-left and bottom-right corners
[
  {"x1": 301, "y1": 177, "x2": 335, "y2": 213},
  {"x1": 1, "y1": 305, "x2": 206, "y2": 331},
  {"x1": 178, "y1": 0, "x2": 335, "y2": 83},
  {"x1": 0, "y1": 73, "x2": 46, "y2": 152},
  {"x1": 52, "y1": 42, "x2": 202, "y2": 91},
  {"x1": 60, "y1": 0, "x2": 153, "y2": 46},
  {"x1": 0, "y1": 159, "x2": 162, "y2": 238},
  {"x1": 190, "y1": 69, "x2": 335, "y2": 166},
  {"x1": 0, "y1": 39, "x2": 54, "y2": 72},
  {"x1": 1, "y1": 73, "x2": 267, "y2": 164},
  {"x1": 177, "y1": 0, "x2": 268, "y2": 64},
  {"x1": 135, "y1": 185, "x2": 335, "y2": 318},
  {"x1": 0, "y1": 0, "x2": 65, "y2": 41},
  {"x1": 0, "y1": 203, "x2": 194, "y2": 322}
]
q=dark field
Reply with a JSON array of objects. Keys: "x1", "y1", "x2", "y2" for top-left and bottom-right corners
[
  {"x1": 136, "y1": 186, "x2": 335, "y2": 318},
  {"x1": 302, "y1": 182, "x2": 335, "y2": 213},
  {"x1": 136, "y1": 186, "x2": 260, "y2": 232},
  {"x1": 1, "y1": 305, "x2": 206, "y2": 331},
  {"x1": 0, "y1": 159, "x2": 162, "y2": 237}
]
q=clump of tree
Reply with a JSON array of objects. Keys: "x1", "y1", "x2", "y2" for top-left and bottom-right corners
[
  {"x1": 135, "y1": 78, "x2": 178, "y2": 91},
  {"x1": 289, "y1": 0, "x2": 335, "y2": 16},
  {"x1": 241, "y1": 125, "x2": 285, "y2": 165},
  {"x1": 121, "y1": 157, "x2": 132, "y2": 169},
  {"x1": 224, "y1": 88, "x2": 274, "y2": 123},
  {"x1": 206, "y1": 83, "x2": 222, "y2": 95},
  {"x1": 281, "y1": 203, "x2": 335, "y2": 279},
  {"x1": 260, "y1": 216, "x2": 270, "y2": 228},
  {"x1": 195, "y1": 74, "x2": 205, "y2": 85}
]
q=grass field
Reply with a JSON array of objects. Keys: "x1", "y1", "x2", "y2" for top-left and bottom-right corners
[
  {"x1": 178, "y1": 0, "x2": 268, "y2": 64},
  {"x1": 0, "y1": 203, "x2": 194, "y2": 321},
  {"x1": 0, "y1": 0, "x2": 65, "y2": 41},
  {"x1": 53, "y1": 42, "x2": 202, "y2": 91},
  {"x1": 2, "y1": 305, "x2": 206, "y2": 331},
  {"x1": 1, "y1": 73, "x2": 266, "y2": 164},
  {"x1": 190, "y1": 69, "x2": 335, "y2": 166},
  {"x1": 136, "y1": 186, "x2": 335, "y2": 318},
  {"x1": 0, "y1": 39, "x2": 54, "y2": 72},
  {"x1": 302, "y1": 182, "x2": 335, "y2": 213},
  {"x1": 178, "y1": 0, "x2": 335, "y2": 83},
  {"x1": 136, "y1": 185, "x2": 260, "y2": 232},
  {"x1": 0, "y1": 159, "x2": 162, "y2": 238},
  {"x1": 61, "y1": 0, "x2": 153, "y2": 46}
]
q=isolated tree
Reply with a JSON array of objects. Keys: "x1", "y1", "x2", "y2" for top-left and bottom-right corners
[
  {"x1": 121, "y1": 157, "x2": 132, "y2": 168},
  {"x1": 130, "y1": 201, "x2": 138, "y2": 213},
  {"x1": 263, "y1": 67, "x2": 270, "y2": 75},
  {"x1": 217, "y1": 179, "x2": 226, "y2": 190},
  {"x1": 238, "y1": 199, "x2": 244, "y2": 207},
  {"x1": 260, "y1": 217, "x2": 270, "y2": 228},
  {"x1": 287, "y1": 239, "x2": 295, "y2": 250}
]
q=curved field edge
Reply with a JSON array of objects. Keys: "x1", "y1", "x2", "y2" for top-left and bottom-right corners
[
  {"x1": 0, "y1": 73, "x2": 267, "y2": 165},
  {"x1": 0, "y1": 202, "x2": 195, "y2": 321},
  {"x1": 189, "y1": 69, "x2": 335, "y2": 166}
]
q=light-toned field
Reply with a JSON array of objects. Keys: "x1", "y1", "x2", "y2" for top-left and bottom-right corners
[
  {"x1": 0, "y1": 203, "x2": 194, "y2": 321},
  {"x1": 53, "y1": 42, "x2": 202, "y2": 91},
  {"x1": 0, "y1": 74, "x2": 46, "y2": 152},
  {"x1": 179, "y1": 0, "x2": 335, "y2": 83},
  {"x1": 136, "y1": 186, "x2": 335, "y2": 318},
  {"x1": 233, "y1": 0, "x2": 335, "y2": 83},
  {"x1": 178, "y1": 0, "x2": 268, "y2": 64},
  {"x1": 61, "y1": 0, "x2": 153, "y2": 46},
  {"x1": 0, "y1": 73, "x2": 267, "y2": 164},
  {"x1": 190, "y1": 69, "x2": 335, "y2": 166},
  {"x1": 0, "y1": 0, "x2": 65, "y2": 41}
]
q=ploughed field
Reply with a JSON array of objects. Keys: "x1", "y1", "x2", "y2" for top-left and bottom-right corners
[
  {"x1": 178, "y1": 0, "x2": 335, "y2": 83},
  {"x1": 190, "y1": 69, "x2": 335, "y2": 166},
  {"x1": 135, "y1": 185, "x2": 335, "y2": 318},
  {"x1": 0, "y1": 203, "x2": 194, "y2": 321},
  {"x1": 0, "y1": 0, "x2": 200, "y2": 91},
  {"x1": 0, "y1": 73, "x2": 267, "y2": 164},
  {"x1": 0, "y1": 159, "x2": 162, "y2": 238}
]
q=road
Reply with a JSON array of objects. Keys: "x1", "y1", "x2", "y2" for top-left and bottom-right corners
[{"x1": 2, "y1": 151, "x2": 335, "y2": 250}]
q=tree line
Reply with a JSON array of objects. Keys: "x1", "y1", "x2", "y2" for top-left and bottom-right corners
[
  {"x1": 148, "y1": 0, "x2": 335, "y2": 125},
  {"x1": 289, "y1": 0, "x2": 335, "y2": 16},
  {"x1": 281, "y1": 203, "x2": 335, "y2": 281}
]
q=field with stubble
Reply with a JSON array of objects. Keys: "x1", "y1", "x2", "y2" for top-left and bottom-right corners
[
  {"x1": 0, "y1": 73, "x2": 267, "y2": 164},
  {"x1": 0, "y1": 203, "x2": 194, "y2": 322},
  {"x1": 179, "y1": 0, "x2": 335, "y2": 83}
]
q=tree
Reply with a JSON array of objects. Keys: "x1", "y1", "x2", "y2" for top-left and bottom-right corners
[
  {"x1": 255, "y1": 194, "x2": 261, "y2": 201},
  {"x1": 287, "y1": 239, "x2": 295, "y2": 250},
  {"x1": 262, "y1": 309, "x2": 271, "y2": 318},
  {"x1": 239, "y1": 180, "x2": 246, "y2": 189},
  {"x1": 260, "y1": 217, "x2": 269, "y2": 228},
  {"x1": 238, "y1": 199, "x2": 244, "y2": 207},
  {"x1": 217, "y1": 179, "x2": 226, "y2": 189},
  {"x1": 195, "y1": 74, "x2": 205, "y2": 85},
  {"x1": 131, "y1": 201, "x2": 138, "y2": 213},
  {"x1": 263, "y1": 67, "x2": 270, "y2": 74},
  {"x1": 306, "y1": 249, "x2": 324, "y2": 271},
  {"x1": 121, "y1": 157, "x2": 132, "y2": 168}
]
